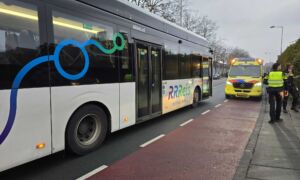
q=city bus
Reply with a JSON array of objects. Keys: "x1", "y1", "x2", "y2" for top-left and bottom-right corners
[
  {"x1": 0, "y1": 0, "x2": 212, "y2": 171},
  {"x1": 225, "y1": 58, "x2": 263, "y2": 99}
]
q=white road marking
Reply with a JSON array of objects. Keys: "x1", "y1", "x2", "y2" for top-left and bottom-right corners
[
  {"x1": 201, "y1": 110, "x2": 210, "y2": 115},
  {"x1": 140, "y1": 134, "x2": 165, "y2": 148},
  {"x1": 224, "y1": 100, "x2": 229, "y2": 103},
  {"x1": 215, "y1": 104, "x2": 222, "y2": 108},
  {"x1": 180, "y1": 119, "x2": 194, "y2": 127},
  {"x1": 76, "y1": 165, "x2": 108, "y2": 180}
]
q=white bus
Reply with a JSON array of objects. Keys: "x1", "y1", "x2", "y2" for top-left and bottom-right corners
[{"x1": 0, "y1": 0, "x2": 212, "y2": 171}]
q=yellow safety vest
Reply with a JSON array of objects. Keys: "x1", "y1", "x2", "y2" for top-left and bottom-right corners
[{"x1": 268, "y1": 71, "x2": 284, "y2": 87}]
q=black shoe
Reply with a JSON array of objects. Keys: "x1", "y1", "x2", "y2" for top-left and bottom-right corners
[
  {"x1": 283, "y1": 109, "x2": 288, "y2": 113},
  {"x1": 269, "y1": 120, "x2": 275, "y2": 124},
  {"x1": 276, "y1": 118, "x2": 283, "y2": 122},
  {"x1": 291, "y1": 107, "x2": 299, "y2": 112}
]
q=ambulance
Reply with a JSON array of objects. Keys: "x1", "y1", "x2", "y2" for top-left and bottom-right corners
[{"x1": 225, "y1": 58, "x2": 263, "y2": 99}]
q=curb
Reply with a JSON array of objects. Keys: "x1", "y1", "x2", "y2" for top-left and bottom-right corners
[{"x1": 233, "y1": 98, "x2": 266, "y2": 180}]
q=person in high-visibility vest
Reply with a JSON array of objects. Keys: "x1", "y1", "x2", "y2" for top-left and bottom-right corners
[
  {"x1": 283, "y1": 64, "x2": 299, "y2": 113},
  {"x1": 263, "y1": 63, "x2": 287, "y2": 123}
]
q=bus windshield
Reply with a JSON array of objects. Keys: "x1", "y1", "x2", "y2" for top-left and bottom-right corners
[{"x1": 229, "y1": 65, "x2": 261, "y2": 77}]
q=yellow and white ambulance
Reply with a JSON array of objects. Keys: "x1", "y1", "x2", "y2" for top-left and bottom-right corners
[{"x1": 225, "y1": 58, "x2": 263, "y2": 99}]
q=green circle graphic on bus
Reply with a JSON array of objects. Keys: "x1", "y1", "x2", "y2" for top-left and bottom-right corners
[{"x1": 0, "y1": 33, "x2": 126, "y2": 144}]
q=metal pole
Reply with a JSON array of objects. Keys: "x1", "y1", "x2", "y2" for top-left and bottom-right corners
[
  {"x1": 280, "y1": 26, "x2": 283, "y2": 54},
  {"x1": 180, "y1": 0, "x2": 183, "y2": 26},
  {"x1": 270, "y1": 25, "x2": 284, "y2": 55}
]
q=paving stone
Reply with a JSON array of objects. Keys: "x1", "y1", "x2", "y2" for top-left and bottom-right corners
[
  {"x1": 235, "y1": 99, "x2": 300, "y2": 180},
  {"x1": 252, "y1": 146, "x2": 300, "y2": 169},
  {"x1": 248, "y1": 165, "x2": 300, "y2": 180}
]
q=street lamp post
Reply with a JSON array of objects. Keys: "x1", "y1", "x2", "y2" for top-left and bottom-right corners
[
  {"x1": 270, "y1": 25, "x2": 284, "y2": 54},
  {"x1": 180, "y1": 0, "x2": 183, "y2": 26}
]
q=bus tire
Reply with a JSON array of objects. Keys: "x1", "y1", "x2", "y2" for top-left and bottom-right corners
[
  {"x1": 192, "y1": 88, "x2": 200, "y2": 108},
  {"x1": 66, "y1": 104, "x2": 108, "y2": 155}
]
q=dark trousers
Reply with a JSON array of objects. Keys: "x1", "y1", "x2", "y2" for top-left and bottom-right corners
[
  {"x1": 283, "y1": 87, "x2": 299, "y2": 109},
  {"x1": 268, "y1": 91, "x2": 282, "y2": 121}
]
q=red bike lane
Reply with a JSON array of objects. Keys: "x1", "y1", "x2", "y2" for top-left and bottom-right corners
[{"x1": 89, "y1": 100, "x2": 261, "y2": 180}]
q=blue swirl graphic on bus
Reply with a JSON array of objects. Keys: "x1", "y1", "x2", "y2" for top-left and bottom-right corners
[{"x1": 0, "y1": 33, "x2": 125, "y2": 144}]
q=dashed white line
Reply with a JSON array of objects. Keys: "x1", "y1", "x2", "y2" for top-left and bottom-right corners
[
  {"x1": 224, "y1": 100, "x2": 229, "y2": 103},
  {"x1": 76, "y1": 165, "x2": 108, "y2": 180},
  {"x1": 215, "y1": 104, "x2": 222, "y2": 108},
  {"x1": 140, "y1": 134, "x2": 165, "y2": 148},
  {"x1": 201, "y1": 110, "x2": 210, "y2": 115},
  {"x1": 180, "y1": 119, "x2": 194, "y2": 127}
]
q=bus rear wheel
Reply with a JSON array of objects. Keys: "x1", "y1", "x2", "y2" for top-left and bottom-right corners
[{"x1": 66, "y1": 104, "x2": 108, "y2": 155}]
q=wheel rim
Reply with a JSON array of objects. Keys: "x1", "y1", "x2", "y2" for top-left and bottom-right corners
[{"x1": 75, "y1": 114, "x2": 101, "y2": 146}]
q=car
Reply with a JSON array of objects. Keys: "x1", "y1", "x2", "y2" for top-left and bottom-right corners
[{"x1": 213, "y1": 73, "x2": 221, "y2": 79}]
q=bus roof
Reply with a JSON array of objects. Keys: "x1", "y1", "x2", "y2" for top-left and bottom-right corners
[{"x1": 78, "y1": 0, "x2": 209, "y2": 48}]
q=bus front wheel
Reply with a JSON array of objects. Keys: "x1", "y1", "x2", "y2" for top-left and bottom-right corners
[{"x1": 66, "y1": 104, "x2": 108, "y2": 155}]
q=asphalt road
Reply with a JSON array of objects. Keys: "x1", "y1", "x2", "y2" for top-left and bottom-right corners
[{"x1": 0, "y1": 78, "x2": 226, "y2": 180}]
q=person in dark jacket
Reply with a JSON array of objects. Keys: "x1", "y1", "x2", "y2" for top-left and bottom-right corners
[
  {"x1": 283, "y1": 64, "x2": 299, "y2": 112},
  {"x1": 264, "y1": 63, "x2": 287, "y2": 123}
]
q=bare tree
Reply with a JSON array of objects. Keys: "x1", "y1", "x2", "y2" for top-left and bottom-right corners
[
  {"x1": 127, "y1": 0, "x2": 164, "y2": 13},
  {"x1": 146, "y1": 0, "x2": 164, "y2": 13},
  {"x1": 182, "y1": 9, "x2": 197, "y2": 31},
  {"x1": 194, "y1": 16, "x2": 218, "y2": 41},
  {"x1": 128, "y1": 0, "x2": 147, "y2": 7},
  {"x1": 154, "y1": 0, "x2": 183, "y2": 23},
  {"x1": 210, "y1": 40, "x2": 228, "y2": 75},
  {"x1": 227, "y1": 47, "x2": 251, "y2": 63},
  {"x1": 127, "y1": 0, "x2": 218, "y2": 42},
  {"x1": 159, "y1": 1, "x2": 177, "y2": 23},
  {"x1": 127, "y1": 0, "x2": 189, "y2": 25}
]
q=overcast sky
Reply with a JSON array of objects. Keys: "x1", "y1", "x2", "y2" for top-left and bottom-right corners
[{"x1": 189, "y1": 0, "x2": 300, "y2": 63}]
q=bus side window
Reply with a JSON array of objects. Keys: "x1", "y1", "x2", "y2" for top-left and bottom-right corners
[
  {"x1": 179, "y1": 46, "x2": 191, "y2": 79},
  {"x1": 191, "y1": 55, "x2": 202, "y2": 78},
  {"x1": 118, "y1": 33, "x2": 133, "y2": 82},
  {"x1": 0, "y1": 1, "x2": 46, "y2": 89},
  {"x1": 51, "y1": 10, "x2": 119, "y2": 86},
  {"x1": 163, "y1": 41, "x2": 179, "y2": 80},
  {"x1": 202, "y1": 57, "x2": 209, "y2": 77}
]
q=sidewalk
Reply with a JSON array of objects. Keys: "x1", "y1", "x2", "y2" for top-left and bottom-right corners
[{"x1": 234, "y1": 97, "x2": 300, "y2": 180}]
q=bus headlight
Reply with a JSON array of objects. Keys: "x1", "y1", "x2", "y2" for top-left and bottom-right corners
[
  {"x1": 226, "y1": 81, "x2": 232, "y2": 85},
  {"x1": 254, "y1": 82, "x2": 262, "y2": 87}
]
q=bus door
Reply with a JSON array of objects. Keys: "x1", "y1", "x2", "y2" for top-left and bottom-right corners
[
  {"x1": 202, "y1": 57, "x2": 212, "y2": 98},
  {"x1": 135, "y1": 42, "x2": 162, "y2": 120},
  {"x1": 209, "y1": 58, "x2": 213, "y2": 96}
]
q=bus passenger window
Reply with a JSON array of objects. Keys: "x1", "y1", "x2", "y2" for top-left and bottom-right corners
[
  {"x1": 51, "y1": 11, "x2": 119, "y2": 86},
  {"x1": 164, "y1": 42, "x2": 179, "y2": 80},
  {"x1": 179, "y1": 46, "x2": 191, "y2": 79},
  {"x1": 0, "y1": 1, "x2": 46, "y2": 90},
  {"x1": 202, "y1": 60, "x2": 209, "y2": 77},
  {"x1": 191, "y1": 55, "x2": 202, "y2": 78},
  {"x1": 118, "y1": 33, "x2": 133, "y2": 82}
]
